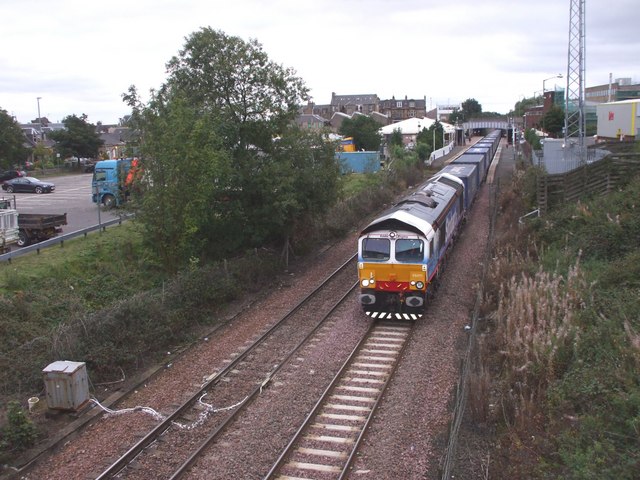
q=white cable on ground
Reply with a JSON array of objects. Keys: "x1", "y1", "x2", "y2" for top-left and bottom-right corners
[
  {"x1": 90, "y1": 398, "x2": 165, "y2": 421},
  {"x1": 90, "y1": 392, "x2": 248, "y2": 431}
]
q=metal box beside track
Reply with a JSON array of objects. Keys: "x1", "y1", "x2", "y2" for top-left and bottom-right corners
[{"x1": 43, "y1": 360, "x2": 89, "y2": 411}]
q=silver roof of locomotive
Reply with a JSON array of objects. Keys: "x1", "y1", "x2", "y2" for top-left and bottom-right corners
[{"x1": 360, "y1": 175, "x2": 461, "y2": 238}]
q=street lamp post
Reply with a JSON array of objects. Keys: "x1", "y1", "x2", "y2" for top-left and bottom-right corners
[
  {"x1": 36, "y1": 97, "x2": 42, "y2": 141},
  {"x1": 542, "y1": 74, "x2": 563, "y2": 94},
  {"x1": 35, "y1": 97, "x2": 43, "y2": 172}
]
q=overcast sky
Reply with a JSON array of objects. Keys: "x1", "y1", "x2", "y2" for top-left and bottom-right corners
[{"x1": 1, "y1": 0, "x2": 638, "y2": 125}]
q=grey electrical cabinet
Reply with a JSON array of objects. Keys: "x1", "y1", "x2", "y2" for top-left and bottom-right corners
[{"x1": 43, "y1": 361, "x2": 89, "y2": 411}]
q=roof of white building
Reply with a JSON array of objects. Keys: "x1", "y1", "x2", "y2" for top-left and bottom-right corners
[{"x1": 379, "y1": 117, "x2": 455, "y2": 135}]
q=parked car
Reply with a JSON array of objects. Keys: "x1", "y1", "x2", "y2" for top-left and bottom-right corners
[
  {"x1": 0, "y1": 170, "x2": 25, "y2": 183},
  {"x1": 1, "y1": 177, "x2": 55, "y2": 194}
]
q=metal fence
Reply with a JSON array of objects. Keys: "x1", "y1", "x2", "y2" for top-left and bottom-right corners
[
  {"x1": 439, "y1": 180, "x2": 499, "y2": 479},
  {"x1": 537, "y1": 153, "x2": 640, "y2": 214}
]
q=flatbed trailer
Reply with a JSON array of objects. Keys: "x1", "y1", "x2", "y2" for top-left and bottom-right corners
[{"x1": 17, "y1": 212, "x2": 67, "y2": 247}]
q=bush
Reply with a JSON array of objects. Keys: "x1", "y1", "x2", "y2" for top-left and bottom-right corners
[{"x1": 0, "y1": 401, "x2": 38, "y2": 453}]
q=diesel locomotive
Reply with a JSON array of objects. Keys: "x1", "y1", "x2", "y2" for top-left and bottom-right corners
[{"x1": 357, "y1": 130, "x2": 502, "y2": 319}]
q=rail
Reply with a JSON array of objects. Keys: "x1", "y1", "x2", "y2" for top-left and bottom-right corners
[
  {"x1": 95, "y1": 255, "x2": 357, "y2": 479},
  {"x1": 0, "y1": 214, "x2": 133, "y2": 263},
  {"x1": 265, "y1": 320, "x2": 414, "y2": 479}
]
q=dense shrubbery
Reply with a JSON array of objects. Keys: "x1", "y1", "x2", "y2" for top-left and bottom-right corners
[
  {"x1": 0, "y1": 243, "x2": 279, "y2": 398},
  {"x1": 476, "y1": 167, "x2": 640, "y2": 478}
]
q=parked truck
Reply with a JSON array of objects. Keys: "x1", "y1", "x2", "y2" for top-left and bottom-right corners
[
  {"x1": 0, "y1": 197, "x2": 67, "y2": 249},
  {"x1": 17, "y1": 212, "x2": 67, "y2": 247},
  {"x1": 92, "y1": 157, "x2": 142, "y2": 208}
]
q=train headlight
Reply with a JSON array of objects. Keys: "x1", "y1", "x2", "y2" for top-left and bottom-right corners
[
  {"x1": 362, "y1": 279, "x2": 370, "y2": 287},
  {"x1": 416, "y1": 281, "x2": 425, "y2": 289}
]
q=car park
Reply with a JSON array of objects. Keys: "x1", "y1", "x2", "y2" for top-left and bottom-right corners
[{"x1": 1, "y1": 176, "x2": 55, "y2": 194}]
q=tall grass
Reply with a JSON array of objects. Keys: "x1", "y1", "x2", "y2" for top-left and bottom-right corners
[
  {"x1": 484, "y1": 250, "x2": 586, "y2": 427},
  {"x1": 470, "y1": 169, "x2": 640, "y2": 478}
]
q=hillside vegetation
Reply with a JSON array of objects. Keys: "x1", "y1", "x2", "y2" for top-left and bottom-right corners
[{"x1": 475, "y1": 164, "x2": 640, "y2": 478}]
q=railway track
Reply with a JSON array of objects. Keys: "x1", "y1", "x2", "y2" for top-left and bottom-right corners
[
  {"x1": 265, "y1": 320, "x2": 414, "y2": 479},
  {"x1": 96, "y1": 255, "x2": 358, "y2": 479}
]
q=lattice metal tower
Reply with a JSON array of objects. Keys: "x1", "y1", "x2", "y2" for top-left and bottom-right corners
[{"x1": 564, "y1": 0, "x2": 586, "y2": 153}]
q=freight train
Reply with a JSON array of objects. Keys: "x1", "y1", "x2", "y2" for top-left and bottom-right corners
[{"x1": 357, "y1": 130, "x2": 502, "y2": 319}]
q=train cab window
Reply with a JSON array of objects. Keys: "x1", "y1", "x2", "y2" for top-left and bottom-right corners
[
  {"x1": 395, "y1": 239, "x2": 424, "y2": 262},
  {"x1": 362, "y1": 238, "x2": 390, "y2": 261}
]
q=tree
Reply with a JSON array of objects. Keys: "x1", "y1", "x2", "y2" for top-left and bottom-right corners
[
  {"x1": 49, "y1": 114, "x2": 103, "y2": 165},
  {"x1": 125, "y1": 28, "x2": 340, "y2": 269},
  {"x1": 0, "y1": 108, "x2": 28, "y2": 170},
  {"x1": 447, "y1": 99, "x2": 482, "y2": 124},
  {"x1": 126, "y1": 92, "x2": 237, "y2": 270},
  {"x1": 164, "y1": 28, "x2": 307, "y2": 153},
  {"x1": 389, "y1": 128, "x2": 403, "y2": 147},
  {"x1": 416, "y1": 121, "x2": 444, "y2": 152},
  {"x1": 542, "y1": 105, "x2": 565, "y2": 138},
  {"x1": 524, "y1": 128, "x2": 542, "y2": 150},
  {"x1": 461, "y1": 98, "x2": 482, "y2": 119},
  {"x1": 338, "y1": 115, "x2": 382, "y2": 151},
  {"x1": 249, "y1": 127, "x2": 340, "y2": 257},
  {"x1": 448, "y1": 108, "x2": 463, "y2": 124},
  {"x1": 512, "y1": 96, "x2": 540, "y2": 117}
]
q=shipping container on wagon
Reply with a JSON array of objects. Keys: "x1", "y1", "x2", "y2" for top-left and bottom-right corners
[
  {"x1": 473, "y1": 142, "x2": 496, "y2": 158},
  {"x1": 465, "y1": 146, "x2": 490, "y2": 162},
  {"x1": 438, "y1": 163, "x2": 480, "y2": 212},
  {"x1": 452, "y1": 153, "x2": 488, "y2": 180}
]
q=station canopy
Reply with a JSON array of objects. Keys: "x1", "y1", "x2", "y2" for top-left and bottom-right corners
[{"x1": 379, "y1": 117, "x2": 456, "y2": 136}]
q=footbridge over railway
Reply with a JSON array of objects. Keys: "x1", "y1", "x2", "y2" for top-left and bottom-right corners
[{"x1": 462, "y1": 119, "x2": 512, "y2": 131}]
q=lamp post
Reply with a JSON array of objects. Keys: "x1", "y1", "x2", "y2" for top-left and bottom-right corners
[
  {"x1": 35, "y1": 97, "x2": 43, "y2": 172},
  {"x1": 36, "y1": 97, "x2": 42, "y2": 141},
  {"x1": 542, "y1": 74, "x2": 563, "y2": 93}
]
